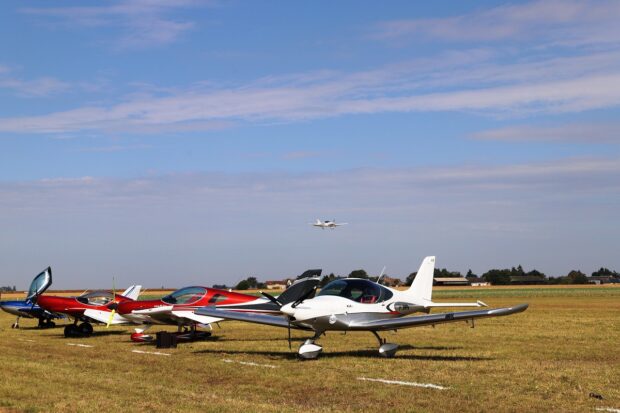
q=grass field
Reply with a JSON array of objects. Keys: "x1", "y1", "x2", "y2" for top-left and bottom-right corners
[{"x1": 1, "y1": 286, "x2": 619, "y2": 412}]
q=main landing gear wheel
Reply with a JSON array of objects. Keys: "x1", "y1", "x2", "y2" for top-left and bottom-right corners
[
  {"x1": 11, "y1": 323, "x2": 19, "y2": 329},
  {"x1": 64, "y1": 324, "x2": 78, "y2": 337},
  {"x1": 78, "y1": 323, "x2": 93, "y2": 336}
]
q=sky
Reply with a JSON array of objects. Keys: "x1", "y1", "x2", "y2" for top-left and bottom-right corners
[{"x1": 1, "y1": 0, "x2": 619, "y2": 289}]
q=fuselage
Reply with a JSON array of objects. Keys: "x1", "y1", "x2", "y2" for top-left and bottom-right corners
[
  {"x1": 117, "y1": 286, "x2": 276, "y2": 325},
  {"x1": 37, "y1": 291, "x2": 129, "y2": 318},
  {"x1": 280, "y1": 279, "x2": 425, "y2": 331}
]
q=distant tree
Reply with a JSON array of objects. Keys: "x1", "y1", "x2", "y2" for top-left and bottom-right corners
[
  {"x1": 592, "y1": 267, "x2": 619, "y2": 278},
  {"x1": 482, "y1": 269, "x2": 511, "y2": 285},
  {"x1": 567, "y1": 270, "x2": 588, "y2": 284},
  {"x1": 466, "y1": 269, "x2": 477, "y2": 279},
  {"x1": 235, "y1": 280, "x2": 250, "y2": 290},
  {"x1": 526, "y1": 269, "x2": 546, "y2": 278},
  {"x1": 405, "y1": 272, "x2": 417, "y2": 286},
  {"x1": 212, "y1": 284, "x2": 228, "y2": 289},
  {"x1": 320, "y1": 273, "x2": 340, "y2": 287},
  {"x1": 348, "y1": 269, "x2": 368, "y2": 279},
  {"x1": 434, "y1": 268, "x2": 462, "y2": 278}
]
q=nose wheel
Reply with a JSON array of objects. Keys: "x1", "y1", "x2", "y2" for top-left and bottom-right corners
[
  {"x1": 298, "y1": 331, "x2": 324, "y2": 360},
  {"x1": 372, "y1": 331, "x2": 398, "y2": 358}
]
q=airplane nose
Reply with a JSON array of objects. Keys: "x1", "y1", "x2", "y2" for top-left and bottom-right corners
[{"x1": 280, "y1": 303, "x2": 295, "y2": 316}]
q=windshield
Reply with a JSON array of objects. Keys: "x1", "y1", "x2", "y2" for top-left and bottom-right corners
[
  {"x1": 27, "y1": 268, "x2": 52, "y2": 301},
  {"x1": 162, "y1": 287, "x2": 207, "y2": 305},
  {"x1": 317, "y1": 279, "x2": 393, "y2": 303},
  {"x1": 77, "y1": 291, "x2": 114, "y2": 305}
]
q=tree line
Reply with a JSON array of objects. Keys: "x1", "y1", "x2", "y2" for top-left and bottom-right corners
[{"x1": 220, "y1": 266, "x2": 620, "y2": 289}]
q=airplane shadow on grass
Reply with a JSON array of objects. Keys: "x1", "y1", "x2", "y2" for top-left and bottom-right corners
[{"x1": 193, "y1": 345, "x2": 490, "y2": 361}]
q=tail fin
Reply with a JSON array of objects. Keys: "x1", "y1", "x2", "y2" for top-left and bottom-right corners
[
  {"x1": 406, "y1": 256, "x2": 435, "y2": 301},
  {"x1": 121, "y1": 285, "x2": 142, "y2": 300}
]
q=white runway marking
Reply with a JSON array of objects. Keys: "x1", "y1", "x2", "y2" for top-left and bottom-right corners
[
  {"x1": 18, "y1": 339, "x2": 36, "y2": 343},
  {"x1": 66, "y1": 343, "x2": 94, "y2": 348},
  {"x1": 596, "y1": 408, "x2": 620, "y2": 413},
  {"x1": 357, "y1": 377, "x2": 448, "y2": 390},
  {"x1": 222, "y1": 359, "x2": 277, "y2": 369},
  {"x1": 132, "y1": 349, "x2": 171, "y2": 356}
]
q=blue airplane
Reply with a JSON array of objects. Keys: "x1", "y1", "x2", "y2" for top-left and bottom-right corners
[{"x1": 0, "y1": 267, "x2": 63, "y2": 328}]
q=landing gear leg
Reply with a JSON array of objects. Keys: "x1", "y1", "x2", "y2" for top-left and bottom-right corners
[
  {"x1": 371, "y1": 331, "x2": 398, "y2": 358},
  {"x1": 12, "y1": 316, "x2": 20, "y2": 329},
  {"x1": 298, "y1": 331, "x2": 323, "y2": 360}
]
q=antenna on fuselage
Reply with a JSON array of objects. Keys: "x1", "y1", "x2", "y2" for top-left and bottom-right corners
[{"x1": 376, "y1": 266, "x2": 387, "y2": 285}]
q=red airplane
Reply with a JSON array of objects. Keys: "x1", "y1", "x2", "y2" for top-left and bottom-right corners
[
  {"x1": 111, "y1": 270, "x2": 321, "y2": 343},
  {"x1": 36, "y1": 285, "x2": 142, "y2": 338}
]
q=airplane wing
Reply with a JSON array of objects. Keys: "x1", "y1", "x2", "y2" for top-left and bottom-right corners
[
  {"x1": 131, "y1": 306, "x2": 220, "y2": 326},
  {"x1": 348, "y1": 304, "x2": 528, "y2": 331},
  {"x1": 196, "y1": 307, "x2": 312, "y2": 330}
]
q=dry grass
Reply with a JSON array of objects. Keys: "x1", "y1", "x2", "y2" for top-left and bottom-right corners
[{"x1": 1, "y1": 287, "x2": 619, "y2": 412}]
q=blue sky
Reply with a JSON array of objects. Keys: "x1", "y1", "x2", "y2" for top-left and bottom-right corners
[{"x1": 1, "y1": 0, "x2": 619, "y2": 288}]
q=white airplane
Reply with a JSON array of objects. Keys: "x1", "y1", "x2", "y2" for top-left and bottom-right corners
[
  {"x1": 197, "y1": 256, "x2": 528, "y2": 359},
  {"x1": 311, "y1": 219, "x2": 348, "y2": 229}
]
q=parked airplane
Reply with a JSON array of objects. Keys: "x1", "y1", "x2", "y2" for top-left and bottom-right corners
[
  {"x1": 311, "y1": 219, "x2": 348, "y2": 229},
  {"x1": 197, "y1": 256, "x2": 528, "y2": 359},
  {"x1": 36, "y1": 284, "x2": 142, "y2": 337},
  {"x1": 0, "y1": 267, "x2": 63, "y2": 328},
  {"x1": 109, "y1": 269, "x2": 322, "y2": 343}
]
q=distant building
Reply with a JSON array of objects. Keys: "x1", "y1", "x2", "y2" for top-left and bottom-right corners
[
  {"x1": 587, "y1": 276, "x2": 620, "y2": 285},
  {"x1": 381, "y1": 276, "x2": 402, "y2": 287},
  {"x1": 468, "y1": 277, "x2": 490, "y2": 287},
  {"x1": 433, "y1": 277, "x2": 470, "y2": 286},
  {"x1": 265, "y1": 279, "x2": 294, "y2": 290}
]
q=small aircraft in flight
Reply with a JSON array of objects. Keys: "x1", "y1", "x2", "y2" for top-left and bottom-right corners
[
  {"x1": 109, "y1": 269, "x2": 322, "y2": 343},
  {"x1": 311, "y1": 219, "x2": 348, "y2": 229},
  {"x1": 36, "y1": 284, "x2": 142, "y2": 337},
  {"x1": 197, "y1": 256, "x2": 528, "y2": 359},
  {"x1": 0, "y1": 267, "x2": 64, "y2": 328}
]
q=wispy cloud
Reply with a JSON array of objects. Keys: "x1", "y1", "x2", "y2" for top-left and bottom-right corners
[
  {"x1": 473, "y1": 122, "x2": 620, "y2": 144},
  {"x1": 20, "y1": 0, "x2": 212, "y2": 49},
  {"x1": 0, "y1": 65, "x2": 70, "y2": 97},
  {"x1": 282, "y1": 151, "x2": 321, "y2": 160},
  {"x1": 2, "y1": 48, "x2": 620, "y2": 134},
  {"x1": 372, "y1": 0, "x2": 620, "y2": 46},
  {"x1": 2, "y1": 157, "x2": 618, "y2": 212}
]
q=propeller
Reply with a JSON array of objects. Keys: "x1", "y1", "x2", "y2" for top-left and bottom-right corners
[
  {"x1": 260, "y1": 291, "x2": 282, "y2": 307},
  {"x1": 287, "y1": 318, "x2": 292, "y2": 350},
  {"x1": 106, "y1": 277, "x2": 116, "y2": 328},
  {"x1": 291, "y1": 284, "x2": 318, "y2": 308}
]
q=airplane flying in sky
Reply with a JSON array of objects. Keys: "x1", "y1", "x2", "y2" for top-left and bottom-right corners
[
  {"x1": 197, "y1": 256, "x2": 528, "y2": 359},
  {"x1": 0, "y1": 267, "x2": 64, "y2": 328},
  {"x1": 311, "y1": 219, "x2": 348, "y2": 229},
  {"x1": 36, "y1": 284, "x2": 142, "y2": 337},
  {"x1": 109, "y1": 270, "x2": 322, "y2": 342}
]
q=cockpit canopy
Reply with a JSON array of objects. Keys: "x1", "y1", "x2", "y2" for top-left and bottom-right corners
[
  {"x1": 27, "y1": 267, "x2": 52, "y2": 301},
  {"x1": 162, "y1": 287, "x2": 207, "y2": 305},
  {"x1": 76, "y1": 291, "x2": 114, "y2": 306},
  {"x1": 317, "y1": 279, "x2": 393, "y2": 304}
]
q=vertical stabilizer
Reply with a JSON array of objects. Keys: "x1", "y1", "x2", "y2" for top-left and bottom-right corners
[
  {"x1": 121, "y1": 285, "x2": 142, "y2": 300},
  {"x1": 406, "y1": 256, "x2": 435, "y2": 301}
]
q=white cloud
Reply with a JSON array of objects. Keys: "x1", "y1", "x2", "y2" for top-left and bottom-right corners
[
  {"x1": 473, "y1": 122, "x2": 620, "y2": 143},
  {"x1": 373, "y1": 0, "x2": 620, "y2": 46},
  {"x1": 20, "y1": 0, "x2": 212, "y2": 49},
  {"x1": 2, "y1": 49, "x2": 620, "y2": 134}
]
